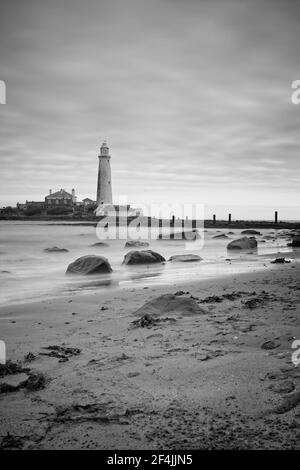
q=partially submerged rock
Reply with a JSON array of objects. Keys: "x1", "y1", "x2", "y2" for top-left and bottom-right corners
[
  {"x1": 124, "y1": 240, "x2": 150, "y2": 248},
  {"x1": 270, "y1": 258, "x2": 291, "y2": 264},
  {"x1": 133, "y1": 293, "x2": 207, "y2": 318},
  {"x1": 291, "y1": 235, "x2": 300, "y2": 247},
  {"x1": 213, "y1": 234, "x2": 229, "y2": 239},
  {"x1": 261, "y1": 340, "x2": 280, "y2": 350},
  {"x1": 89, "y1": 242, "x2": 109, "y2": 247},
  {"x1": 241, "y1": 230, "x2": 261, "y2": 235},
  {"x1": 123, "y1": 250, "x2": 165, "y2": 265},
  {"x1": 227, "y1": 237, "x2": 257, "y2": 250},
  {"x1": 66, "y1": 255, "x2": 112, "y2": 275},
  {"x1": 168, "y1": 254, "x2": 202, "y2": 262},
  {"x1": 44, "y1": 246, "x2": 69, "y2": 253}
]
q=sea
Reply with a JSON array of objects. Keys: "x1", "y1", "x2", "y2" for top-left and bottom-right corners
[{"x1": 0, "y1": 221, "x2": 297, "y2": 307}]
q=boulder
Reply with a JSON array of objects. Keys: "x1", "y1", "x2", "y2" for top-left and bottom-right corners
[
  {"x1": 261, "y1": 340, "x2": 280, "y2": 350},
  {"x1": 168, "y1": 254, "x2": 202, "y2": 262},
  {"x1": 291, "y1": 235, "x2": 300, "y2": 247},
  {"x1": 133, "y1": 293, "x2": 207, "y2": 318},
  {"x1": 227, "y1": 237, "x2": 257, "y2": 250},
  {"x1": 124, "y1": 240, "x2": 149, "y2": 248},
  {"x1": 44, "y1": 246, "x2": 69, "y2": 253},
  {"x1": 89, "y1": 242, "x2": 109, "y2": 247},
  {"x1": 263, "y1": 235, "x2": 275, "y2": 240},
  {"x1": 241, "y1": 230, "x2": 261, "y2": 235},
  {"x1": 66, "y1": 255, "x2": 112, "y2": 275},
  {"x1": 123, "y1": 250, "x2": 165, "y2": 265},
  {"x1": 212, "y1": 234, "x2": 228, "y2": 239},
  {"x1": 157, "y1": 229, "x2": 199, "y2": 241},
  {"x1": 270, "y1": 258, "x2": 291, "y2": 264}
]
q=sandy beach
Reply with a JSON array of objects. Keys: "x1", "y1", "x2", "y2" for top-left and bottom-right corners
[{"x1": 0, "y1": 261, "x2": 299, "y2": 450}]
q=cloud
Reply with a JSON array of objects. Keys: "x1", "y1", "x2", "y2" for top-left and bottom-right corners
[{"x1": 0, "y1": 0, "x2": 299, "y2": 219}]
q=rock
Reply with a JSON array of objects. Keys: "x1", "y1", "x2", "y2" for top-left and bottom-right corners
[
  {"x1": 24, "y1": 352, "x2": 36, "y2": 362},
  {"x1": 168, "y1": 254, "x2": 202, "y2": 262},
  {"x1": 123, "y1": 250, "x2": 165, "y2": 265},
  {"x1": 0, "y1": 433, "x2": 25, "y2": 450},
  {"x1": 241, "y1": 230, "x2": 261, "y2": 235},
  {"x1": 25, "y1": 372, "x2": 47, "y2": 391},
  {"x1": 228, "y1": 232, "x2": 234, "y2": 235},
  {"x1": 40, "y1": 345, "x2": 81, "y2": 359},
  {"x1": 174, "y1": 290, "x2": 190, "y2": 296},
  {"x1": 44, "y1": 246, "x2": 69, "y2": 252},
  {"x1": 273, "y1": 389, "x2": 300, "y2": 414},
  {"x1": 212, "y1": 234, "x2": 229, "y2": 239},
  {"x1": 0, "y1": 373, "x2": 29, "y2": 393},
  {"x1": 0, "y1": 360, "x2": 29, "y2": 377},
  {"x1": 291, "y1": 235, "x2": 300, "y2": 247},
  {"x1": 133, "y1": 293, "x2": 207, "y2": 318},
  {"x1": 66, "y1": 255, "x2": 112, "y2": 275},
  {"x1": 157, "y1": 230, "x2": 200, "y2": 241},
  {"x1": 227, "y1": 237, "x2": 257, "y2": 250},
  {"x1": 124, "y1": 240, "x2": 149, "y2": 248},
  {"x1": 263, "y1": 235, "x2": 274, "y2": 240},
  {"x1": 270, "y1": 258, "x2": 291, "y2": 264},
  {"x1": 261, "y1": 340, "x2": 280, "y2": 350},
  {"x1": 268, "y1": 380, "x2": 295, "y2": 394},
  {"x1": 195, "y1": 352, "x2": 210, "y2": 361},
  {"x1": 131, "y1": 313, "x2": 160, "y2": 328},
  {"x1": 89, "y1": 242, "x2": 109, "y2": 247}
]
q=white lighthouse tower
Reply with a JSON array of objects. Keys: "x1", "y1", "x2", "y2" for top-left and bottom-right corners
[{"x1": 96, "y1": 140, "x2": 112, "y2": 205}]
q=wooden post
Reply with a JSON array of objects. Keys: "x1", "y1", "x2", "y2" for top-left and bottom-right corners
[
  {"x1": 213, "y1": 214, "x2": 216, "y2": 225},
  {"x1": 228, "y1": 213, "x2": 231, "y2": 224},
  {"x1": 171, "y1": 215, "x2": 175, "y2": 225},
  {"x1": 275, "y1": 211, "x2": 278, "y2": 224}
]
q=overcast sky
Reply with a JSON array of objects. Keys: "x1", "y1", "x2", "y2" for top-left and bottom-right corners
[{"x1": 0, "y1": 0, "x2": 299, "y2": 219}]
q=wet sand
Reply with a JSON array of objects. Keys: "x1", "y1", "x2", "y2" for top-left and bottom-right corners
[{"x1": 0, "y1": 262, "x2": 299, "y2": 449}]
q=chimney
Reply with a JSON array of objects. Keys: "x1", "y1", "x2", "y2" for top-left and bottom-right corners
[
  {"x1": 49, "y1": 189, "x2": 52, "y2": 195},
  {"x1": 72, "y1": 188, "x2": 75, "y2": 197}
]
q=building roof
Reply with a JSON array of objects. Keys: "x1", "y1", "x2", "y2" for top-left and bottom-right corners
[
  {"x1": 26, "y1": 201, "x2": 45, "y2": 206},
  {"x1": 82, "y1": 198, "x2": 94, "y2": 202},
  {"x1": 45, "y1": 189, "x2": 73, "y2": 199}
]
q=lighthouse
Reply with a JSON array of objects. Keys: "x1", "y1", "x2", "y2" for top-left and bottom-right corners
[{"x1": 96, "y1": 140, "x2": 112, "y2": 205}]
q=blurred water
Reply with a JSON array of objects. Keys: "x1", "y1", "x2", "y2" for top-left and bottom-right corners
[{"x1": 0, "y1": 221, "x2": 296, "y2": 307}]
